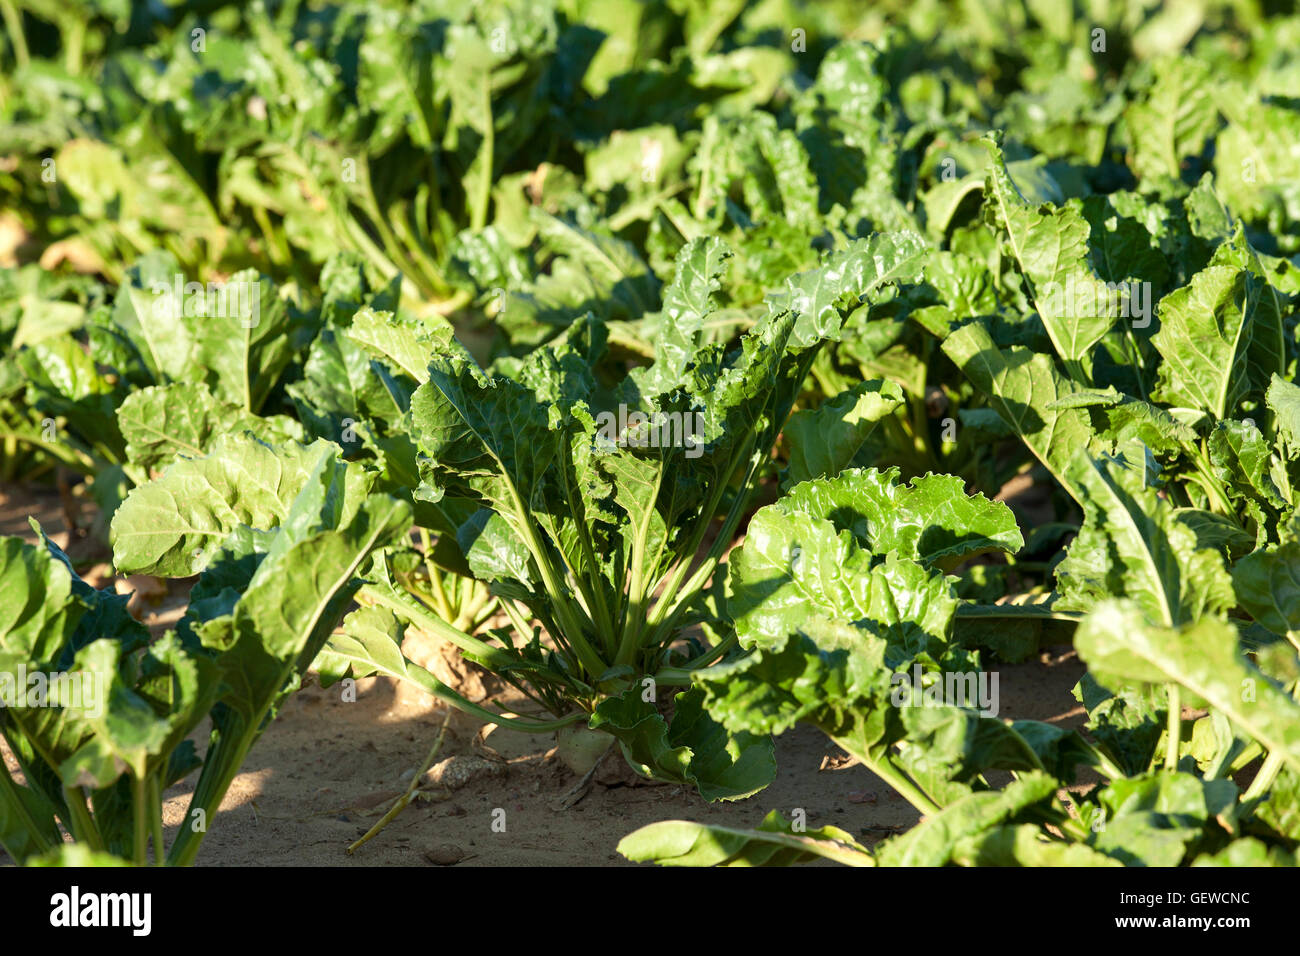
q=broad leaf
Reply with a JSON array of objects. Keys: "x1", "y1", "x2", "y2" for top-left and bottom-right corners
[
  {"x1": 618, "y1": 811, "x2": 872, "y2": 867},
  {"x1": 1076, "y1": 602, "x2": 1300, "y2": 778}
]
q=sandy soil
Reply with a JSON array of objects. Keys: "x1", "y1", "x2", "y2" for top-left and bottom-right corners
[{"x1": 1, "y1": 480, "x2": 1088, "y2": 866}]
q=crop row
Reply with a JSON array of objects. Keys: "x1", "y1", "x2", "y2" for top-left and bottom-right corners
[{"x1": 1, "y1": 0, "x2": 1299, "y2": 867}]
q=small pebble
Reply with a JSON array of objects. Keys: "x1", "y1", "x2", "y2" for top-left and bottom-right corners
[
  {"x1": 425, "y1": 755, "x2": 506, "y2": 790},
  {"x1": 424, "y1": 844, "x2": 466, "y2": 866}
]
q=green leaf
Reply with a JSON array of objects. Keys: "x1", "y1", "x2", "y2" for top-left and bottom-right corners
[
  {"x1": 287, "y1": 325, "x2": 412, "y2": 453},
  {"x1": 942, "y1": 321, "x2": 1094, "y2": 504},
  {"x1": 1076, "y1": 602, "x2": 1300, "y2": 778},
  {"x1": 772, "y1": 467, "x2": 1023, "y2": 572},
  {"x1": 617, "y1": 810, "x2": 872, "y2": 867},
  {"x1": 1048, "y1": 387, "x2": 1194, "y2": 454},
  {"x1": 1079, "y1": 196, "x2": 1170, "y2": 288},
  {"x1": 1125, "y1": 57, "x2": 1220, "y2": 181},
  {"x1": 27, "y1": 845, "x2": 134, "y2": 867},
  {"x1": 1151, "y1": 227, "x2": 1285, "y2": 421},
  {"x1": 696, "y1": 624, "x2": 882, "y2": 741},
  {"x1": 501, "y1": 211, "x2": 659, "y2": 344},
  {"x1": 191, "y1": 498, "x2": 411, "y2": 713},
  {"x1": 457, "y1": 510, "x2": 536, "y2": 592},
  {"x1": 589, "y1": 687, "x2": 777, "y2": 802},
  {"x1": 100, "y1": 253, "x2": 192, "y2": 384},
  {"x1": 874, "y1": 771, "x2": 1058, "y2": 866},
  {"x1": 58, "y1": 640, "x2": 173, "y2": 785},
  {"x1": 1089, "y1": 771, "x2": 1236, "y2": 866},
  {"x1": 1209, "y1": 420, "x2": 1288, "y2": 511},
  {"x1": 1176, "y1": 509, "x2": 1256, "y2": 559},
  {"x1": 411, "y1": 344, "x2": 560, "y2": 515},
  {"x1": 783, "y1": 380, "x2": 903, "y2": 485},
  {"x1": 895, "y1": 706, "x2": 1080, "y2": 806},
  {"x1": 118, "y1": 382, "x2": 303, "y2": 474},
  {"x1": 636, "y1": 236, "x2": 733, "y2": 397},
  {"x1": 17, "y1": 334, "x2": 123, "y2": 462},
  {"x1": 111, "y1": 436, "x2": 374, "y2": 577},
  {"x1": 346, "y1": 308, "x2": 455, "y2": 386},
  {"x1": 951, "y1": 825, "x2": 1123, "y2": 867},
  {"x1": 1073, "y1": 672, "x2": 1164, "y2": 778},
  {"x1": 1192, "y1": 838, "x2": 1296, "y2": 867},
  {"x1": 792, "y1": 42, "x2": 912, "y2": 232},
  {"x1": 315, "y1": 605, "x2": 522, "y2": 724},
  {"x1": 1268, "y1": 374, "x2": 1300, "y2": 461},
  {"x1": 1057, "y1": 451, "x2": 1234, "y2": 625},
  {"x1": 0, "y1": 531, "x2": 196, "y2": 860},
  {"x1": 1255, "y1": 767, "x2": 1300, "y2": 842},
  {"x1": 727, "y1": 509, "x2": 958, "y2": 653},
  {"x1": 766, "y1": 232, "x2": 928, "y2": 349},
  {"x1": 316, "y1": 605, "x2": 421, "y2": 688},
  {"x1": 185, "y1": 271, "x2": 311, "y2": 414},
  {"x1": 166, "y1": 480, "x2": 410, "y2": 865},
  {"x1": 981, "y1": 134, "x2": 1117, "y2": 365},
  {"x1": 1232, "y1": 541, "x2": 1300, "y2": 643},
  {"x1": 1213, "y1": 96, "x2": 1300, "y2": 227},
  {"x1": 0, "y1": 536, "x2": 82, "y2": 670},
  {"x1": 0, "y1": 772, "x2": 62, "y2": 864}
]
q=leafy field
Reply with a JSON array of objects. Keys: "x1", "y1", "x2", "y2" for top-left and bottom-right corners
[{"x1": 2, "y1": 0, "x2": 1300, "y2": 868}]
